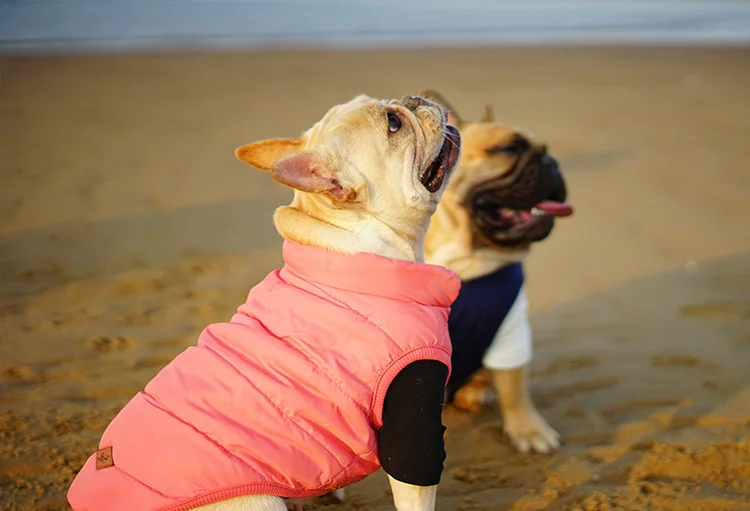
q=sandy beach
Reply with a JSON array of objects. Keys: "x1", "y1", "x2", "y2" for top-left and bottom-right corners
[{"x1": 1, "y1": 46, "x2": 749, "y2": 510}]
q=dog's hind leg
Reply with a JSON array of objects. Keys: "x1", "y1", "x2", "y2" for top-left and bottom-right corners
[
  {"x1": 193, "y1": 495, "x2": 288, "y2": 511},
  {"x1": 321, "y1": 488, "x2": 345, "y2": 503}
]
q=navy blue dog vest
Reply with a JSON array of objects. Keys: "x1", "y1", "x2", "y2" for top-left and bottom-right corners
[{"x1": 446, "y1": 262, "x2": 525, "y2": 399}]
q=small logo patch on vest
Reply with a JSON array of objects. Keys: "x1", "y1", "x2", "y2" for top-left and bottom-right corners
[{"x1": 96, "y1": 446, "x2": 114, "y2": 470}]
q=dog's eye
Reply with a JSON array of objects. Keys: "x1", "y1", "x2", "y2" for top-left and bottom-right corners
[
  {"x1": 387, "y1": 113, "x2": 402, "y2": 133},
  {"x1": 487, "y1": 142, "x2": 523, "y2": 156}
]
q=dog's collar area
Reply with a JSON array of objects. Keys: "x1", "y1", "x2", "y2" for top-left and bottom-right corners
[{"x1": 280, "y1": 240, "x2": 460, "y2": 306}]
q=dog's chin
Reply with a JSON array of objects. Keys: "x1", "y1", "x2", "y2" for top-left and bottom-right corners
[
  {"x1": 419, "y1": 125, "x2": 461, "y2": 193},
  {"x1": 473, "y1": 212, "x2": 556, "y2": 248}
]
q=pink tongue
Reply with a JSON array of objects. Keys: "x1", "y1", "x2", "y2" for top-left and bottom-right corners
[{"x1": 535, "y1": 200, "x2": 574, "y2": 217}]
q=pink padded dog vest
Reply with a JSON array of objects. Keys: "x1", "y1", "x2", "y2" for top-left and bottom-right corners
[{"x1": 68, "y1": 241, "x2": 460, "y2": 511}]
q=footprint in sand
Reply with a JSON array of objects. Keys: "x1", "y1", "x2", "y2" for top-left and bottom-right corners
[
  {"x1": 87, "y1": 335, "x2": 136, "y2": 353},
  {"x1": 679, "y1": 301, "x2": 750, "y2": 322},
  {"x1": 600, "y1": 397, "x2": 684, "y2": 420},
  {"x1": 650, "y1": 354, "x2": 719, "y2": 369},
  {"x1": 148, "y1": 337, "x2": 190, "y2": 348},
  {"x1": 0, "y1": 302, "x2": 30, "y2": 317},
  {"x1": 14, "y1": 262, "x2": 68, "y2": 282},
  {"x1": 115, "y1": 306, "x2": 165, "y2": 325},
  {"x1": 534, "y1": 356, "x2": 601, "y2": 380},
  {"x1": 186, "y1": 258, "x2": 223, "y2": 275},
  {"x1": 109, "y1": 276, "x2": 177, "y2": 296},
  {"x1": 450, "y1": 465, "x2": 525, "y2": 492},
  {"x1": 541, "y1": 377, "x2": 620, "y2": 400},
  {"x1": 129, "y1": 355, "x2": 176, "y2": 370},
  {"x1": 0, "y1": 365, "x2": 41, "y2": 382}
]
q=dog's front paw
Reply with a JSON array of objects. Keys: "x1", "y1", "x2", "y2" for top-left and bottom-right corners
[{"x1": 503, "y1": 406, "x2": 559, "y2": 453}]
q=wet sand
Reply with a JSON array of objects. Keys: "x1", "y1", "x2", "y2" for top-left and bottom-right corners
[{"x1": 1, "y1": 46, "x2": 749, "y2": 510}]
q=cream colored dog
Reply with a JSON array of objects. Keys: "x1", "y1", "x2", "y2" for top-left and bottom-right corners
[
  {"x1": 422, "y1": 90, "x2": 573, "y2": 454},
  {"x1": 195, "y1": 95, "x2": 460, "y2": 511}
]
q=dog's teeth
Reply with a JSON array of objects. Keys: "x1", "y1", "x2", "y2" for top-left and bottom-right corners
[{"x1": 531, "y1": 207, "x2": 543, "y2": 216}]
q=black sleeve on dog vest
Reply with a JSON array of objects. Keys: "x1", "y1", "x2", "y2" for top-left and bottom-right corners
[{"x1": 378, "y1": 360, "x2": 448, "y2": 487}]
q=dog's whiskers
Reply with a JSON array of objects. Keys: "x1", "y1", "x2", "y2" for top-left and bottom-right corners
[{"x1": 442, "y1": 129, "x2": 460, "y2": 151}]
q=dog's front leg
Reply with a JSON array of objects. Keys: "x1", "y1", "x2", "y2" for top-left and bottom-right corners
[
  {"x1": 493, "y1": 365, "x2": 559, "y2": 453},
  {"x1": 379, "y1": 360, "x2": 447, "y2": 511},
  {"x1": 479, "y1": 286, "x2": 559, "y2": 453},
  {"x1": 388, "y1": 476, "x2": 436, "y2": 511}
]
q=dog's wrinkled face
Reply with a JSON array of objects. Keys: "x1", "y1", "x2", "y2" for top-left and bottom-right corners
[
  {"x1": 235, "y1": 95, "x2": 461, "y2": 220},
  {"x1": 458, "y1": 123, "x2": 571, "y2": 247},
  {"x1": 422, "y1": 90, "x2": 572, "y2": 249}
]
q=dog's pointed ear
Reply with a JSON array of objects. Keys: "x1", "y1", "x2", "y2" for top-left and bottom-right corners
[
  {"x1": 482, "y1": 104, "x2": 495, "y2": 123},
  {"x1": 420, "y1": 89, "x2": 464, "y2": 127},
  {"x1": 235, "y1": 138, "x2": 302, "y2": 171},
  {"x1": 272, "y1": 151, "x2": 354, "y2": 202}
]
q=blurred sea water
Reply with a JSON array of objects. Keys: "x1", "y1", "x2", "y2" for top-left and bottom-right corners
[{"x1": 1, "y1": 0, "x2": 750, "y2": 53}]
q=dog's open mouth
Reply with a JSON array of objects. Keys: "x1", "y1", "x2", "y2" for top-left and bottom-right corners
[
  {"x1": 420, "y1": 125, "x2": 461, "y2": 193},
  {"x1": 477, "y1": 199, "x2": 573, "y2": 230},
  {"x1": 466, "y1": 148, "x2": 573, "y2": 247}
]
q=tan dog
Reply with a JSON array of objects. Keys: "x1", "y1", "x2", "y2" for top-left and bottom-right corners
[
  {"x1": 66, "y1": 95, "x2": 461, "y2": 511},
  {"x1": 422, "y1": 90, "x2": 573, "y2": 454},
  {"x1": 208, "y1": 95, "x2": 459, "y2": 511}
]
